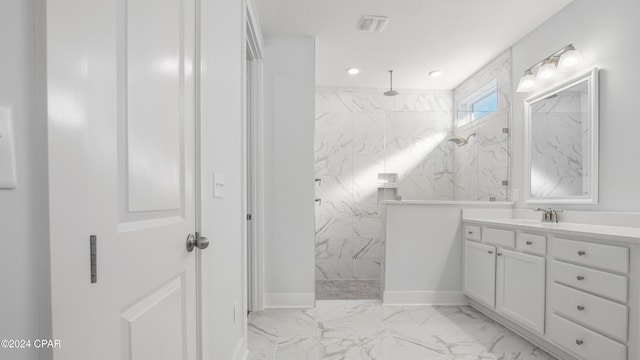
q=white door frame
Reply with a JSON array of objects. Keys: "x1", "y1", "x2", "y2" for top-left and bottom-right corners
[{"x1": 243, "y1": 0, "x2": 265, "y2": 312}]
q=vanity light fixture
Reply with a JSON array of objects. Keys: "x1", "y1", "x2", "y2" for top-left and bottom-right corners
[
  {"x1": 347, "y1": 67, "x2": 360, "y2": 75},
  {"x1": 515, "y1": 44, "x2": 584, "y2": 92},
  {"x1": 516, "y1": 70, "x2": 537, "y2": 92},
  {"x1": 558, "y1": 45, "x2": 584, "y2": 69},
  {"x1": 536, "y1": 59, "x2": 557, "y2": 80}
]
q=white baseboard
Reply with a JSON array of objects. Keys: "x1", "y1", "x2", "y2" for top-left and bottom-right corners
[
  {"x1": 383, "y1": 291, "x2": 468, "y2": 306},
  {"x1": 232, "y1": 337, "x2": 248, "y2": 360},
  {"x1": 264, "y1": 292, "x2": 315, "y2": 308}
]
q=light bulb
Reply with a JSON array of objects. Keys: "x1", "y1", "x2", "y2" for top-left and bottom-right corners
[
  {"x1": 516, "y1": 70, "x2": 537, "y2": 92},
  {"x1": 558, "y1": 48, "x2": 584, "y2": 70},
  {"x1": 536, "y1": 59, "x2": 557, "y2": 80}
]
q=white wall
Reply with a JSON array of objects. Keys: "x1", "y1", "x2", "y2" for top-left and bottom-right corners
[
  {"x1": 263, "y1": 36, "x2": 316, "y2": 307},
  {"x1": 200, "y1": 0, "x2": 247, "y2": 357},
  {"x1": 511, "y1": 0, "x2": 640, "y2": 211},
  {"x1": 0, "y1": 1, "x2": 49, "y2": 359},
  {"x1": 383, "y1": 202, "x2": 513, "y2": 305}
]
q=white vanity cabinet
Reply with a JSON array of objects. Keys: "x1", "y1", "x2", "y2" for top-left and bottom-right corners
[
  {"x1": 464, "y1": 240, "x2": 496, "y2": 308},
  {"x1": 496, "y1": 248, "x2": 546, "y2": 334},
  {"x1": 547, "y1": 238, "x2": 630, "y2": 360},
  {"x1": 462, "y1": 217, "x2": 640, "y2": 360},
  {"x1": 463, "y1": 227, "x2": 546, "y2": 334}
]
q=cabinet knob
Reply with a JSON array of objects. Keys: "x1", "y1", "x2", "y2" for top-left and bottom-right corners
[
  {"x1": 577, "y1": 275, "x2": 585, "y2": 281},
  {"x1": 578, "y1": 250, "x2": 586, "y2": 256},
  {"x1": 488, "y1": 250, "x2": 494, "y2": 254},
  {"x1": 526, "y1": 241, "x2": 533, "y2": 245},
  {"x1": 576, "y1": 339, "x2": 584, "y2": 346},
  {"x1": 497, "y1": 253, "x2": 503, "y2": 256},
  {"x1": 468, "y1": 231, "x2": 473, "y2": 235},
  {"x1": 577, "y1": 305, "x2": 585, "y2": 311}
]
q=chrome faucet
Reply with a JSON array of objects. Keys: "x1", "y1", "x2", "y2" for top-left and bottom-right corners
[{"x1": 534, "y1": 208, "x2": 563, "y2": 223}]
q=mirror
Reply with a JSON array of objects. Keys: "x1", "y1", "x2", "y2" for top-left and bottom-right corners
[{"x1": 524, "y1": 69, "x2": 599, "y2": 204}]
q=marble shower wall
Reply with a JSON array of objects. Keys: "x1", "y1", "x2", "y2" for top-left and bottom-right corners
[
  {"x1": 452, "y1": 50, "x2": 512, "y2": 201},
  {"x1": 315, "y1": 88, "x2": 453, "y2": 281}
]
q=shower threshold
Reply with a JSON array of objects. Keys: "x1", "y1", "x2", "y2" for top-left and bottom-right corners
[{"x1": 316, "y1": 279, "x2": 381, "y2": 300}]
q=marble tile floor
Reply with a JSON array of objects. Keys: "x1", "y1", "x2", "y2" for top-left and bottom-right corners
[
  {"x1": 247, "y1": 300, "x2": 555, "y2": 360},
  {"x1": 316, "y1": 280, "x2": 381, "y2": 300}
]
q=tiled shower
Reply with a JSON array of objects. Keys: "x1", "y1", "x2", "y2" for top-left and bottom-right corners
[{"x1": 314, "y1": 50, "x2": 512, "y2": 300}]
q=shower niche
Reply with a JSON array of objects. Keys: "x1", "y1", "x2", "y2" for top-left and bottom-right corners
[{"x1": 377, "y1": 173, "x2": 399, "y2": 205}]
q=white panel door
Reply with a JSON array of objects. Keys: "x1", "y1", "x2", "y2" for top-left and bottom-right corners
[
  {"x1": 46, "y1": 0, "x2": 199, "y2": 359},
  {"x1": 496, "y1": 248, "x2": 546, "y2": 334},
  {"x1": 464, "y1": 240, "x2": 496, "y2": 308}
]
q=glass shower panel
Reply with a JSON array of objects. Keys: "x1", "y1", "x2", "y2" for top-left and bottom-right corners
[{"x1": 452, "y1": 108, "x2": 510, "y2": 201}]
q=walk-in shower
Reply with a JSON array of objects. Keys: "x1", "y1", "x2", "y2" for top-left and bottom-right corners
[{"x1": 314, "y1": 50, "x2": 512, "y2": 301}]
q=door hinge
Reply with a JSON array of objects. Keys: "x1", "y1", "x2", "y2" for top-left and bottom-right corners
[
  {"x1": 90, "y1": 235, "x2": 97, "y2": 284},
  {"x1": 502, "y1": 128, "x2": 509, "y2": 134},
  {"x1": 247, "y1": 214, "x2": 252, "y2": 221}
]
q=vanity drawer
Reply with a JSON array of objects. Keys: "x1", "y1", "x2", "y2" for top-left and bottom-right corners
[
  {"x1": 550, "y1": 260, "x2": 628, "y2": 303},
  {"x1": 550, "y1": 282, "x2": 628, "y2": 342},
  {"x1": 552, "y1": 238, "x2": 629, "y2": 274},
  {"x1": 482, "y1": 227, "x2": 515, "y2": 248},
  {"x1": 465, "y1": 225, "x2": 481, "y2": 241},
  {"x1": 548, "y1": 314, "x2": 626, "y2": 360},
  {"x1": 517, "y1": 233, "x2": 546, "y2": 255}
]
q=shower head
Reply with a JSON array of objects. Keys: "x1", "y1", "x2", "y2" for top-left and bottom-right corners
[
  {"x1": 447, "y1": 136, "x2": 466, "y2": 146},
  {"x1": 446, "y1": 133, "x2": 477, "y2": 147},
  {"x1": 384, "y1": 70, "x2": 399, "y2": 97}
]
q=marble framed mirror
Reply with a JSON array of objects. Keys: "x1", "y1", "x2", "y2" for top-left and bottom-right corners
[{"x1": 524, "y1": 68, "x2": 599, "y2": 204}]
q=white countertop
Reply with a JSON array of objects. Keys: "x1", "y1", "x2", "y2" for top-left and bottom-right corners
[
  {"x1": 382, "y1": 200, "x2": 514, "y2": 206},
  {"x1": 463, "y1": 216, "x2": 640, "y2": 243}
]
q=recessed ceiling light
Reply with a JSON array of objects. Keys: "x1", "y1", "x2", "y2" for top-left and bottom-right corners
[
  {"x1": 429, "y1": 70, "x2": 442, "y2": 78},
  {"x1": 347, "y1": 68, "x2": 360, "y2": 75}
]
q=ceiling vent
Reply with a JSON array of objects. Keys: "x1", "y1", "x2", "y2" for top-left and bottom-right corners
[{"x1": 357, "y1": 16, "x2": 389, "y2": 33}]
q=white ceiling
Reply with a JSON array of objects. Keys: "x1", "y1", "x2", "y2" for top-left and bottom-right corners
[{"x1": 255, "y1": 0, "x2": 573, "y2": 90}]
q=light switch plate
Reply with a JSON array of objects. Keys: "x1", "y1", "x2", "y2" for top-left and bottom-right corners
[
  {"x1": 0, "y1": 106, "x2": 17, "y2": 189},
  {"x1": 213, "y1": 172, "x2": 225, "y2": 199}
]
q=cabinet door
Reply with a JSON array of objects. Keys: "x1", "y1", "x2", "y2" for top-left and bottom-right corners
[
  {"x1": 496, "y1": 248, "x2": 546, "y2": 334},
  {"x1": 464, "y1": 240, "x2": 496, "y2": 308}
]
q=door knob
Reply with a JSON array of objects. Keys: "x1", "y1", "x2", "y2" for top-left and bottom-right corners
[{"x1": 186, "y1": 233, "x2": 210, "y2": 252}]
